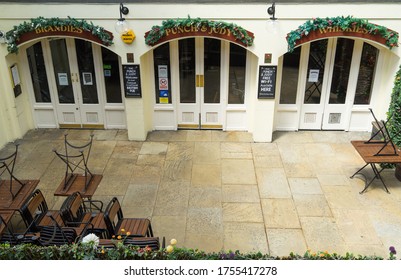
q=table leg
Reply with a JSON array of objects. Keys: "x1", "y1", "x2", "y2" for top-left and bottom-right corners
[{"x1": 358, "y1": 163, "x2": 390, "y2": 194}]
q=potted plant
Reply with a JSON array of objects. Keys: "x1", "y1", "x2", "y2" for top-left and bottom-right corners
[{"x1": 387, "y1": 65, "x2": 401, "y2": 181}]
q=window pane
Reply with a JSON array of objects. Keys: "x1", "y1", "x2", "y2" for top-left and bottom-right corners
[
  {"x1": 75, "y1": 39, "x2": 98, "y2": 104},
  {"x1": 280, "y1": 47, "x2": 301, "y2": 104},
  {"x1": 304, "y1": 39, "x2": 327, "y2": 104},
  {"x1": 102, "y1": 47, "x2": 122, "y2": 103},
  {"x1": 27, "y1": 42, "x2": 51, "y2": 103},
  {"x1": 329, "y1": 38, "x2": 354, "y2": 104},
  {"x1": 179, "y1": 38, "x2": 196, "y2": 103},
  {"x1": 154, "y1": 43, "x2": 172, "y2": 104},
  {"x1": 228, "y1": 43, "x2": 246, "y2": 104},
  {"x1": 354, "y1": 43, "x2": 379, "y2": 105},
  {"x1": 204, "y1": 38, "x2": 221, "y2": 104},
  {"x1": 50, "y1": 39, "x2": 74, "y2": 104}
]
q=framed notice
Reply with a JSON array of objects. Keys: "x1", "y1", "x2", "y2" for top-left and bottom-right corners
[
  {"x1": 10, "y1": 64, "x2": 22, "y2": 97},
  {"x1": 257, "y1": 65, "x2": 277, "y2": 99},
  {"x1": 122, "y1": 64, "x2": 142, "y2": 98},
  {"x1": 82, "y1": 72, "x2": 93, "y2": 85}
]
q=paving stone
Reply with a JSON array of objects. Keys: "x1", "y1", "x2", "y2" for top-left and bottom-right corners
[
  {"x1": 222, "y1": 185, "x2": 259, "y2": 203},
  {"x1": 293, "y1": 194, "x2": 332, "y2": 217},
  {"x1": 221, "y1": 142, "x2": 252, "y2": 159},
  {"x1": 288, "y1": 178, "x2": 323, "y2": 195},
  {"x1": 153, "y1": 180, "x2": 190, "y2": 216},
  {"x1": 256, "y1": 168, "x2": 291, "y2": 198},
  {"x1": 186, "y1": 208, "x2": 223, "y2": 235},
  {"x1": 261, "y1": 198, "x2": 300, "y2": 228},
  {"x1": 189, "y1": 188, "x2": 221, "y2": 208},
  {"x1": 122, "y1": 183, "x2": 159, "y2": 208},
  {"x1": 151, "y1": 215, "x2": 187, "y2": 248},
  {"x1": 223, "y1": 203, "x2": 263, "y2": 223},
  {"x1": 164, "y1": 159, "x2": 193, "y2": 181},
  {"x1": 193, "y1": 142, "x2": 220, "y2": 164},
  {"x1": 139, "y1": 142, "x2": 168, "y2": 155},
  {"x1": 222, "y1": 159, "x2": 256, "y2": 185},
  {"x1": 266, "y1": 228, "x2": 307, "y2": 257},
  {"x1": 223, "y1": 222, "x2": 268, "y2": 253},
  {"x1": 192, "y1": 164, "x2": 221, "y2": 188},
  {"x1": 185, "y1": 233, "x2": 223, "y2": 253}
]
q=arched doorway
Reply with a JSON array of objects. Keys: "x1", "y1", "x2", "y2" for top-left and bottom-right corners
[
  {"x1": 276, "y1": 37, "x2": 382, "y2": 131},
  {"x1": 151, "y1": 37, "x2": 250, "y2": 130},
  {"x1": 24, "y1": 38, "x2": 126, "y2": 129}
]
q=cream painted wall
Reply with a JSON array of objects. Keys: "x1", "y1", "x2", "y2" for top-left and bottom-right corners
[{"x1": 1, "y1": 3, "x2": 401, "y2": 143}]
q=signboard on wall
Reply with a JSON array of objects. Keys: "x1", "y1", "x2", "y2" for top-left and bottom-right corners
[
  {"x1": 257, "y1": 65, "x2": 277, "y2": 99},
  {"x1": 122, "y1": 64, "x2": 142, "y2": 98}
]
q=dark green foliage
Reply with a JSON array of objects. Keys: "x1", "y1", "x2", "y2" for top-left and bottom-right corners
[
  {"x1": 0, "y1": 243, "x2": 387, "y2": 260},
  {"x1": 287, "y1": 16, "x2": 399, "y2": 52},
  {"x1": 5, "y1": 16, "x2": 114, "y2": 54},
  {"x1": 144, "y1": 16, "x2": 254, "y2": 47},
  {"x1": 387, "y1": 65, "x2": 401, "y2": 147}
]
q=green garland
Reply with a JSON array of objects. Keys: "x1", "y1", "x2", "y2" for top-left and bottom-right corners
[
  {"x1": 5, "y1": 16, "x2": 114, "y2": 54},
  {"x1": 287, "y1": 16, "x2": 399, "y2": 52},
  {"x1": 145, "y1": 16, "x2": 254, "y2": 47}
]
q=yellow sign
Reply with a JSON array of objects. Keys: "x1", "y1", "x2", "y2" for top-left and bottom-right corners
[{"x1": 121, "y1": 29, "x2": 136, "y2": 44}]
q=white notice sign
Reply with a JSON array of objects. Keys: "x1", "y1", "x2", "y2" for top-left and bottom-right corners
[
  {"x1": 308, "y1": 69, "x2": 319, "y2": 83},
  {"x1": 158, "y1": 65, "x2": 168, "y2": 78},
  {"x1": 58, "y1": 73, "x2": 69, "y2": 86}
]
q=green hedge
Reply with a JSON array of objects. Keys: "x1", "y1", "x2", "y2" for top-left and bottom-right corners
[{"x1": 0, "y1": 243, "x2": 394, "y2": 260}]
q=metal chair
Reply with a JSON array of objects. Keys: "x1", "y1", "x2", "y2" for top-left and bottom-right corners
[
  {"x1": 103, "y1": 197, "x2": 153, "y2": 239},
  {"x1": 53, "y1": 134, "x2": 94, "y2": 192},
  {"x1": 0, "y1": 144, "x2": 25, "y2": 199}
]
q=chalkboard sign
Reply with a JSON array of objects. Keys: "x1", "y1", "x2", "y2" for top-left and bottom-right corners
[
  {"x1": 122, "y1": 64, "x2": 142, "y2": 98},
  {"x1": 258, "y1": 65, "x2": 277, "y2": 99}
]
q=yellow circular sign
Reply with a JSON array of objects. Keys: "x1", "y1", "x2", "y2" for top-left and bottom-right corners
[{"x1": 121, "y1": 29, "x2": 136, "y2": 44}]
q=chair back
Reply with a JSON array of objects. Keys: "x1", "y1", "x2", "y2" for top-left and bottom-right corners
[
  {"x1": 124, "y1": 237, "x2": 160, "y2": 251},
  {"x1": 60, "y1": 192, "x2": 86, "y2": 224},
  {"x1": 39, "y1": 226, "x2": 77, "y2": 246},
  {"x1": 20, "y1": 189, "x2": 48, "y2": 231},
  {"x1": 104, "y1": 197, "x2": 123, "y2": 237}
]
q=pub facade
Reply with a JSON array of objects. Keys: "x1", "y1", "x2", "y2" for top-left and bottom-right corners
[{"x1": 0, "y1": 1, "x2": 400, "y2": 148}]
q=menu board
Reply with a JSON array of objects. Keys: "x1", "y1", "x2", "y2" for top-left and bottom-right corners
[
  {"x1": 122, "y1": 64, "x2": 142, "y2": 98},
  {"x1": 258, "y1": 65, "x2": 277, "y2": 99}
]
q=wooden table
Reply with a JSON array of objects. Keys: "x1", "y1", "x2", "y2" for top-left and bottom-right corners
[
  {"x1": 0, "y1": 209, "x2": 15, "y2": 235},
  {"x1": 54, "y1": 174, "x2": 102, "y2": 198},
  {"x1": 0, "y1": 180, "x2": 39, "y2": 210},
  {"x1": 351, "y1": 141, "x2": 401, "y2": 193}
]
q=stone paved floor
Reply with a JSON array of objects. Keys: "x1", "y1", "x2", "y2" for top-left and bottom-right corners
[{"x1": 1, "y1": 129, "x2": 401, "y2": 258}]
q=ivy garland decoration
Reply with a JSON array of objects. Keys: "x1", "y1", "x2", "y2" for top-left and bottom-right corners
[
  {"x1": 145, "y1": 16, "x2": 254, "y2": 47},
  {"x1": 286, "y1": 16, "x2": 399, "y2": 52},
  {"x1": 6, "y1": 16, "x2": 114, "y2": 54}
]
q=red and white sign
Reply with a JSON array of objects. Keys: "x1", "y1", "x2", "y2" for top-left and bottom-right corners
[{"x1": 159, "y1": 78, "x2": 168, "y2": 90}]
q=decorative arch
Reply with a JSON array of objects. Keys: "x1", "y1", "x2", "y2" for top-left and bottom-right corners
[
  {"x1": 6, "y1": 17, "x2": 114, "y2": 54},
  {"x1": 144, "y1": 17, "x2": 254, "y2": 48},
  {"x1": 286, "y1": 16, "x2": 398, "y2": 52}
]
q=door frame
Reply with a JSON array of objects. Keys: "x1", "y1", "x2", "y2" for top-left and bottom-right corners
[
  {"x1": 46, "y1": 38, "x2": 105, "y2": 129},
  {"x1": 298, "y1": 38, "x2": 364, "y2": 130},
  {"x1": 175, "y1": 37, "x2": 224, "y2": 129}
]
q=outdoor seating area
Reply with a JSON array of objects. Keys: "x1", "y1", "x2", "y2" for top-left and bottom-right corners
[
  {"x1": 0, "y1": 132, "x2": 158, "y2": 249},
  {"x1": 1, "y1": 128, "x2": 401, "y2": 258}
]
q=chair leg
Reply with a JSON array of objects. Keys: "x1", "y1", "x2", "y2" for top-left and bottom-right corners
[{"x1": 147, "y1": 223, "x2": 154, "y2": 237}]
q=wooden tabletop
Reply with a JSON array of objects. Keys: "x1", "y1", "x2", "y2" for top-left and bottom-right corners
[
  {"x1": 351, "y1": 141, "x2": 401, "y2": 164},
  {"x1": 0, "y1": 180, "x2": 39, "y2": 210},
  {"x1": 54, "y1": 174, "x2": 102, "y2": 198}
]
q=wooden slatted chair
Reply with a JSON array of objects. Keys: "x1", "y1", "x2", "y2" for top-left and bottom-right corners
[
  {"x1": 124, "y1": 236, "x2": 164, "y2": 251},
  {"x1": 37, "y1": 214, "x2": 79, "y2": 246},
  {"x1": 103, "y1": 197, "x2": 153, "y2": 239},
  {"x1": 60, "y1": 192, "x2": 105, "y2": 237},
  {"x1": 19, "y1": 189, "x2": 63, "y2": 232}
]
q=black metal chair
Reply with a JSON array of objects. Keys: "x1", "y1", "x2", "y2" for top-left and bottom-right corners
[
  {"x1": 103, "y1": 197, "x2": 153, "y2": 239},
  {"x1": 0, "y1": 144, "x2": 25, "y2": 199},
  {"x1": 53, "y1": 134, "x2": 94, "y2": 192}
]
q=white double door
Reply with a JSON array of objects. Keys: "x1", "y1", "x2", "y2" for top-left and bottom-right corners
[
  {"x1": 177, "y1": 38, "x2": 223, "y2": 129},
  {"x1": 48, "y1": 38, "x2": 103, "y2": 128},
  {"x1": 300, "y1": 38, "x2": 358, "y2": 130}
]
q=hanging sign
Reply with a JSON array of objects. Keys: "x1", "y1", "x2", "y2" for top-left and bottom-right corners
[
  {"x1": 121, "y1": 30, "x2": 136, "y2": 44},
  {"x1": 257, "y1": 65, "x2": 277, "y2": 99},
  {"x1": 122, "y1": 64, "x2": 142, "y2": 98}
]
